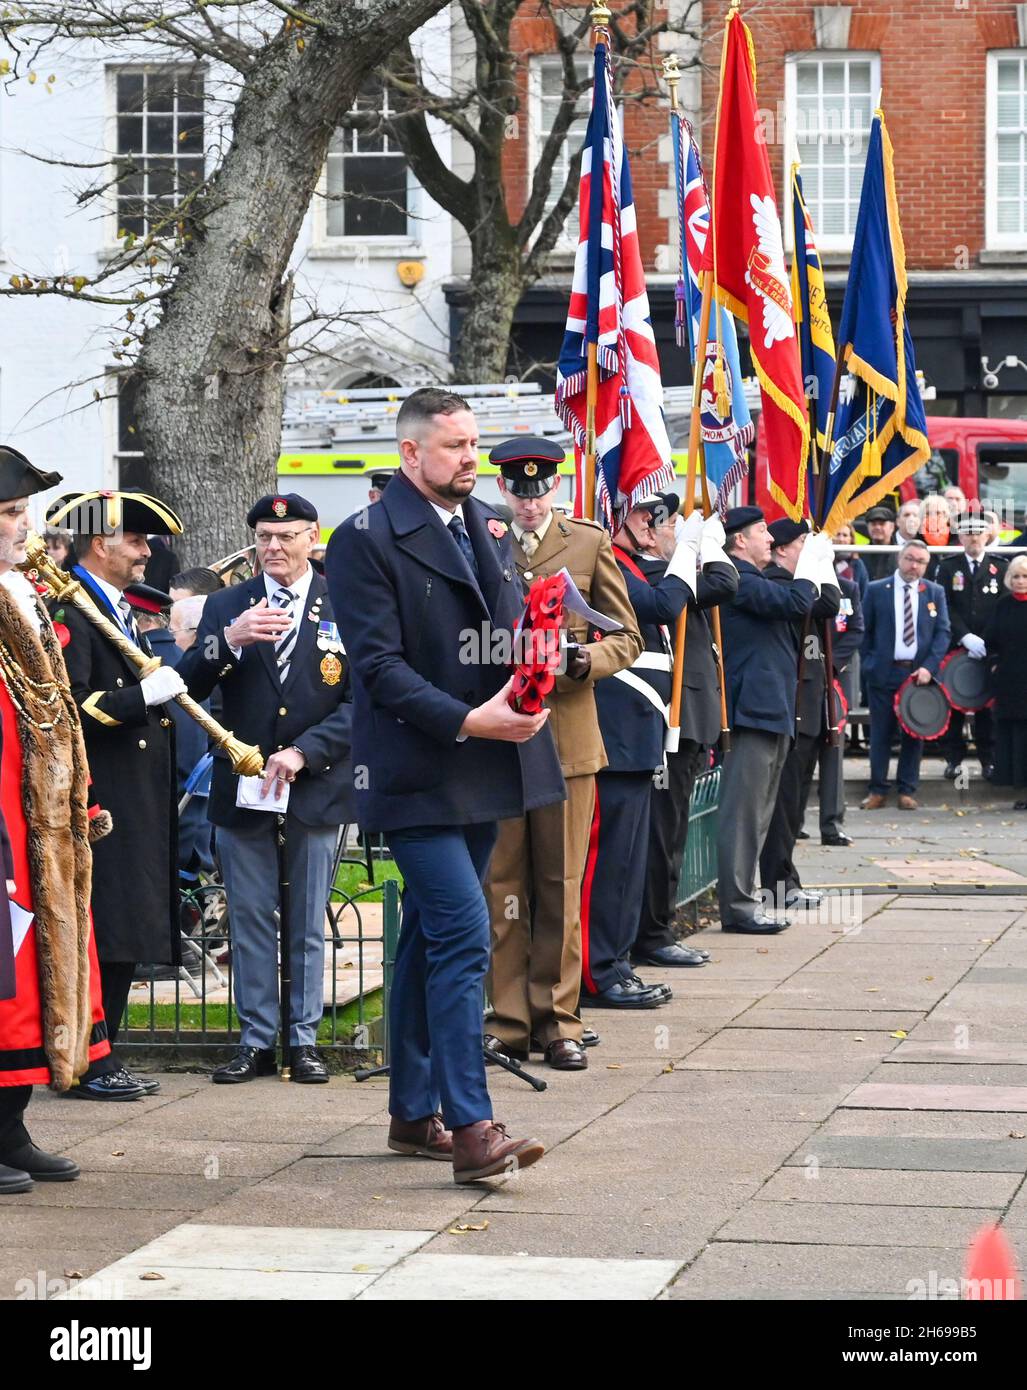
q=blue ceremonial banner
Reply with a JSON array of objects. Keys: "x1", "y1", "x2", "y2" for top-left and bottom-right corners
[
  {"x1": 790, "y1": 165, "x2": 835, "y2": 459},
  {"x1": 821, "y1": 112, "x2": 929, "y2": 533}
]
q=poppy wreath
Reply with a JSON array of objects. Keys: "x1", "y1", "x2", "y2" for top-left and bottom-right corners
[{"x1": 508, "y1": 573, "x2": 566, "y2": 714}]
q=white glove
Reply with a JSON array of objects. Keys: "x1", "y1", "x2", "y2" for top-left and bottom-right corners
[
  {"x1": 678, "y1": 511, "x2": 704, "y2": 551},
  {"x1": 792, "y1": 531, "x2": 824, "y2": 591},
  {"x1": 139, "y1": 666, "x2": 187, "y2": 707},
  {"x1": 699, "y1": 513, "x2": 729, "y2": 566},
  {"x1": 818, "y1": 551, "x2": 840, "y2": 591},
  {"x1": 666, "y1": 515, "x2": 699, "y2": 595},
  {"x1": 961, "y1": 633, "x2": 986, "y2": 660}
]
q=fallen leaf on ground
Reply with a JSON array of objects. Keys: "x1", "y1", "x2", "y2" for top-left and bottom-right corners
[
  {"x1": 448, "y1": 1220, "x2": 489, "y2": 1234},
  {"x1": 890, "y1": 1030, "x2": 908, "y2": 1039},
  {"x1": 606, "y1": 1064, "x2": 622, "y2": 1069},
  {"x1": 866, "y1": 988, "x2": 880, "y2": 993},
  {"x1": 352, "y1": 1264, "x2": 372, "y2": 1272},
  {"x1": 111, "y1": 1150, "x2": 125, "y2": 1157},
  {"x1": 139, "y1": 1272, "x2": 165, "y2": 1281},
  {"x1": 662, "y1": 1064, "x2": 674, "y2": 1073},
  {"x1": 64, "y1": 1270, "x2": 82, "y2": 1280},
  {"x1": 1009, "y1": 1132, "x2": 1025, "y2": 1140},
  {"x1": 756, "y1": 947, "x2": 769, "y2": 954},
  {"x1": 853, "y1": 1036, "x2": 865, "y2": 1043}
]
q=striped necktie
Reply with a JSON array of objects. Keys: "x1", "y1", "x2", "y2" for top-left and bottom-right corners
[
  {"x1": 272, "y1": 587, "x2": 299, "y2": 682},
  {"x1": 902, "y1": 582, "x2": 915, "y2": 648},
  {"x1": 448, "y1": 515, "x2": 479, "y2": 580},
  {"x1": 117, "y1": 597, "x2": 137, "y2": 643}
]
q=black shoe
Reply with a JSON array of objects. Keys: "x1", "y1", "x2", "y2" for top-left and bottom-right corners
[
  {"x1": 722, "y1": 913, "x2": 791, "y2": 934},
  {"x1": 821, "y1": 833, "x2": 853, "y2": 847},
  {"x1": 627, "y1": 973, "x2": 673, "y2": 1000},
  {"x1": 982, "y1": 764, "x2": 996, "y2": 782},
  {"x1": 0, "y1": 1163, "x2": 32, "y2": 1194},
  {"x1": 582, "y1": 979, "x2": 668, "y2": 1009},
  {"x1": 124, "y1": 1072, "x2": 161, "y2": 1095},
  {"x1": 212, "y1": 1046, "x2": 277, "y2": 1084},
  {"x1": 67, "y1": 1070, "x2": 146, "y2": 1101},
  {"x1": 289, "y1": 1046, "x2": 329, "y2": 1084},
  {"x1": 631, "y1": 943, "x2": 709, "y2": 968},
  {"x1": 796, "y1": 829, "x2": 810, "y2": 840},
  {"x1": 0, "y1": 1142, "x2": 79, "y2": 1182},
  {"x1": 943, "y1": 762, "x2": 961, "y2": 781},
  {"x1": 484, "y1": 1033, "x2": 529, "y2": 1063},
  {"x1": 581, "y1": 1026, "x2": 600, "y2": 1048},
  {"x1": 784, "y1": 888, "x2": 824, "y2": 910}
]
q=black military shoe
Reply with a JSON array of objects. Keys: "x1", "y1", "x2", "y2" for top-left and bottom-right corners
[
  {"x1": 722, "y1": 913, "x2": 791, "y2": 934},
  {"x1": 66, "y1": 1070, "x2": 146, "y2": 1101},
  {"x1": 0, "y1": 1143, "x2": 79, "y2": 1182},
  {"x1": 582, "y1": 979, "x2": 668, "y2": 1009},
  {"x1": 943, "y1": 762, "x2": 962, "y2": 780},
  {"x1": 212, "y1": 1046, "x2": 277, "y2": 1084},
  {"x1": 0, "y1": 1163, "x2": 33, "y2": 1194},
  {"x1": 821, "y1": 832, "x2": 853, "y2": 847},
  {"x1": 631, "y1": 943, "x2": 709, "y2": 968},
  {"x1": 123, "y1": 1072, "x2": 161, "y2": 1095},
  {"x1": 784, "y1": 888, "x2": 824, "y2": 910},
  {"x1": 627, "y1": 973, "x2": 673, "y2": 1001},
  {"x1": 290, "y1": 1046, "x2": 329, "y2": 1084}
]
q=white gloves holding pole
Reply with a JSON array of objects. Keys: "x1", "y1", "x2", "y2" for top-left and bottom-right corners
[
  {"x1": 793, "y1": 529, "x2": 834, "y2": 592},
  {"x1": 666, "y1": 510, "x2": 702, "y2": 595},
  {"x1": 140, "y1": 666, "x2": 188, "y2": 707}
]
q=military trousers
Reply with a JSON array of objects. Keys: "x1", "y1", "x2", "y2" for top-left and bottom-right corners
[
  {"x1": 581, "y1": 770, "x2": 653, "y2": 994},
  {"x1": 634, "y1": 739, "x2": 708, "y2": 956},
  {"x1": 717, "y1": 727, "x2": 790, "y2": 926},
  {"x1": 760, "y1": 731, "x2": 820, "y2": 903},
  {"x1": 485, "y1": 772, "x2": 594, "y2": 1052}
]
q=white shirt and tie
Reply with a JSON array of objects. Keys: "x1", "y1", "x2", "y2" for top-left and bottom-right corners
[
  {"x1": 91, "y1": 573, "x2": 138, "y2": 642},
  {"x1": 225, "y1": 565, "x2": 314, "y2": 678},
  {"x1": 892, "y1": 569, "x2": 920, "y2": 661}
]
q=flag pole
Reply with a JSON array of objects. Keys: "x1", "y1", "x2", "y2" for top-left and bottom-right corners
[{"x1": 582, "y1": 2, "x2": 612, "y2": 522}]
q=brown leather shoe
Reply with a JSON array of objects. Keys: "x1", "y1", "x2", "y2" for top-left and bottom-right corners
[
  {"x1": 543, "y1": 1039, "x2": 587, "y2": 1071},
  {"x1": 387, "y1": 1113, "x2": 453, "y2": 1161},
  {"x1": 861, "y1": 793, "x2": 887, "y2": 810},
  {"x1": 898, "y1": 794, "x2": 919, "y2": 810},
  {"x1": 452, "y1": 1121, "x2": 545, "y2": 1183}
]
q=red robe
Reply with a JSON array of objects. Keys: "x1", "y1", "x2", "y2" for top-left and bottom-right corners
[{"x1": 0, "y1": 673, "x2": 109, "y2": 1087}]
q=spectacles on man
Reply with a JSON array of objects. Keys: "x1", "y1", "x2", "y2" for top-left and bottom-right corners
[{"x1": 254, "y1": 529, "x2": 311, "y2": 547}]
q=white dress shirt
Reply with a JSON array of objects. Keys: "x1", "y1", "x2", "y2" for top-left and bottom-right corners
[
  {"x1": 893, "y1": 569, "x2": 919, "y2": 661},
  {"x1": 429, "y1": 501, "x2": 465, "y2": 529}
]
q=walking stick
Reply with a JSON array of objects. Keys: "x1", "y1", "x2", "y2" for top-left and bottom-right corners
[{"x1": 276, "y1": 812, "x2": 293, "y2": 1081}]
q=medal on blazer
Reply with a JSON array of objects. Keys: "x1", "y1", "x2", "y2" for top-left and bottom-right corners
[
  {"x1": 320, "y1": 653, "x2": 342, "y2": 686},
  {"x1": 952, "y1": 572, "x2": 965, "y2": 592},
  {"x1": 316, "y1": 619, "x2": 343, "y2": 653}
]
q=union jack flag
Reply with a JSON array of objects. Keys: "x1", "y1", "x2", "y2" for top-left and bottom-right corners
[{"x1": 556, "y1": 38, "x2": 675, "y2": 529}]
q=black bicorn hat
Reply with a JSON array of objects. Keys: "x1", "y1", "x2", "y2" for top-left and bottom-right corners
[
  {"x1": 490, "y1": 436, "x2": 564, "y2": 498},
  {"x1": 246, "y1": 493, "x2": 318, "y2": 527},
  {"x1": 768, "y1": 516, "x2": 811, "y2": 548},
  {"x1": 724, "y1": 505, "x2": 765, "y2": 536},
  {"x1": 46, "y1": 488, "x2": 183, "y2": 537},
  {"x1": 0, "y1": 445, "x2": 63, "y2": 502}
]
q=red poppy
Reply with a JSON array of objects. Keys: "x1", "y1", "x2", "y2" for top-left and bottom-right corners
[
  {"x1": 487, "y1": 518, "x2": 508, "y2": 539},
  {"x1": 53, "y1": 622, "x2": 71, "y2": 648}
]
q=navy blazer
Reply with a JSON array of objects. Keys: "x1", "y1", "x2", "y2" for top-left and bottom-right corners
[
  {"x1": 177, "y1": 569, "x2": 354, "y2": 830},
  {"x1": 719, "y1": 558, "x2": 818, "y2": 736},
  {"x1": 861, "y1": 574, "x2": 951, "y2": 688},
  {"x1": 324, "y1": 472, "x2": 565, "y2": 833}
]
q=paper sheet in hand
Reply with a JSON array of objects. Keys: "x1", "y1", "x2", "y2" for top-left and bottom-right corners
[
  {"x1": 8, "y1": 899, "x2": 32, "y2": 957},
  {"x1": 236, "y1": 774, "x2": 290, "y2": 814},
  {"x1": 555, "y1": 568, "x2": 624, "y2": 632}
]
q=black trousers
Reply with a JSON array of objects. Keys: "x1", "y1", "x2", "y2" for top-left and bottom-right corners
[
  {"x1": 760, "y1": 732, "x2": 819, "y2": 903},
  {"x1": 82, "y1": 960, "x2": 136, "y2": 1081},
  {"x1": 939, "y1": 708, "x2": 995, "y2": 769},
  {"x1": 0, "y1": 1084, "x2": 31, "y2": 1155},
  {"x1": 634, "y1": 739, "x2": 707, "y2": 956},
  {"x1": 581, "y1": 770, "x2": 652, "y2": 994}
]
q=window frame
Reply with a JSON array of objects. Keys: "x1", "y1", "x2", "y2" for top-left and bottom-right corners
[
  {"x1": 986, "y1": 50, "x2": 1027, "y2": 253},
  {"x1": 527, "y1": 52, "x2": 591, "y2": 253},
  {"x1": 783, "y1": 50, "x2": 881, "y2": 254},
  {"x1": 105, "y1": 63, "x2": 207, "y2": 251}
]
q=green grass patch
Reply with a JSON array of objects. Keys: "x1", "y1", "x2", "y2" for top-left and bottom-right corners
[
  {"x1": 126, "y1": 990, "x2": 382, "y2": 1043},
  {"x1": 332, "y1": 855, "x2": 403, "y2": 904}
]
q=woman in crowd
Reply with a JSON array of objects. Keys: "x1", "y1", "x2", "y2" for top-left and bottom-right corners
[
  {"x1": 984, "y1": 555, "x2": 1027, "y2": 810},
  {"x1": 832, "y1": 523, "x2": 869, "y2": 605}
]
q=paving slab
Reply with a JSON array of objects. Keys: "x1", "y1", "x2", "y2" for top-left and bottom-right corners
[
  {"x1": 843, "y1": 1083, "x2": 1027, "y2": 1113},
  {"x1": 730, "y1": 1009, "x2": 925, "y2": 1031},
  {"x1": 888, "y1": 1042, "x2": 1027, "y2": 1065},
  {"x1": 756, "y1": 1166, "x2": 1019, "y2": 1207},
  {"x1": 716, "y1": 1201, "x2": 997, "y2": 1248},
  {"x1": 821, "y1": 1109, "x2": 1027, "y2": 1140},
  {"x1": 358, "y1": 1251, "x2": 680, "y2": 1301},
  {"x1": 59, "y1": 1134, "x2": 310, "y2": 1178},
  {"x1": 667, "y1": 1242, "x2": 967, "y2": 1299},
  {"x1": 782, "y1": 1134, "x2": 1027, "y2": 1172}
]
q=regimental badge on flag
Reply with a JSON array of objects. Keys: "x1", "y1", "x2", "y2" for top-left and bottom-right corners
[
  {"x1": 821, "y1": 111, "x2": 930, "y2": 534},
  {"x1": 790, "y1": 164, "x2": 836, "y2": 463},
  {"x1": 702, "y1": 9, "x2": 809, "y2": 521},
  {"x1": 556, "y1": 36, "x2": 675, "y2": 529},
  {"x1": 674, "y1": 114, "x2": 754, "y2": 511}
]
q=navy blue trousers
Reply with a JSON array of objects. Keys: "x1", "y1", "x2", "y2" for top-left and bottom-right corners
[
  {"x1": 387, "y1": 822, "x2": 496, "y2": 1130},
  {"x1": 867, "y1": 681, "x2": 924, "y2": 796}
]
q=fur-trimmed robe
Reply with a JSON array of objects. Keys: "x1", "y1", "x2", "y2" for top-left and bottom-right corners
[{"x1": 0, "y1": 580, "x2": 110, "y2": 1090}]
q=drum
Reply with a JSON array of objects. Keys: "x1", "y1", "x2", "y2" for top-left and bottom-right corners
[
  {"x1": 936, "y1": 648, "x2": 993, "y2": 713},
  {"x1": 894, "y1": 676, "x2": 951, "y2": 741}
]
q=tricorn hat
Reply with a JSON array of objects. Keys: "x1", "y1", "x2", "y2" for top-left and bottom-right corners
[
  {"x1": 47, "y1": 489, "x2": 183, "y2": 537},
  {"x1": 0, "y1": 445, "x2": 62, "y2": 502}
]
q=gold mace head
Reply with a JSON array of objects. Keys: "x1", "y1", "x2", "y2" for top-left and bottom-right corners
[
  {"x1": 590, "y1": 2, "x2": 612, "y2": 29},
  {"x1": 225, "y1": 738, "x2": 265, "y2": 777}
]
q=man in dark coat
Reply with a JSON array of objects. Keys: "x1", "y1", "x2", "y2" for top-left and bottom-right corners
[
  {"x1": 802, "y1": 573, "x2": 864, "y2": 846},
  {"x1": 716, "y1": 508, "x2": 831, "y2": 933},
  {"x1": 631, "y1": 507, "x2": 738, "y2": 968},
  {"x1": 935, "y1": 512, "x2": 1008, "y2": 780},
  {"x1": 179, "y1": 493, "x2": 353, "y2": 1085},
  {"x1": 326, "y1": 387, "x2": 564, "y2": 1183},
  {"x1": 759, "y1": 519, "x2": 841, "y2": 910},
  {"x1": 46, "y1": 489, "x2": 185, "y2": 1100}
]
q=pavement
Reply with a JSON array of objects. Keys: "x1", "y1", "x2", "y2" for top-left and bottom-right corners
[{"x1": 4, "y1": 764, "x2": 1027, "y2": 1301}]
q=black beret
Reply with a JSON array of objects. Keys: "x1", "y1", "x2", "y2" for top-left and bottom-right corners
[
  {"x1": 769, "y1": 517, "x2": 811, "y2": 547},
  {"x1": 246, "y1": 493, "x2": 318, "y2": 527},
  {"x1": 634, "y1": 491, "x2": 681, "y2": 523},
  {"x1": 0, "y1": 445, "x2": 62, "y2": 502},
  {"x1": 490, "y1": 435, "x2": 564, "y2": 497},
  {"x1": 724, "y1": 505, "x2": 765, "y2": 536},
  {"x1": 47, "y1": 489, "x2": 182, "y2": 537}
]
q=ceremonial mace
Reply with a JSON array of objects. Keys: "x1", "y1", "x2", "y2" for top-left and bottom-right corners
[{"x1": 21, "y1": 533, "x2": 265, "y2": 775}]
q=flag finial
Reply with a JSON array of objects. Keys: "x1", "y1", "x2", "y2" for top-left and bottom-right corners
[
  {"x1": 662, "y1": 53, "x2": 681, "y2": 112},
  {"x1": 590, "y1": 3, "x2": 611, "y2": 33}
]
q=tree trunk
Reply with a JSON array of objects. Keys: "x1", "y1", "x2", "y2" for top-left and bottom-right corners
[
  {"x1": 136, "y1": 0, "x2": 446, "y2": 565},
  {"x1": 452, "y1": 240, "x2": 526, "y2": 383}
]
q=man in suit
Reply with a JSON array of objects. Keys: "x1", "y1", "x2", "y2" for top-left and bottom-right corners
[
  {"x1": 716, "y1": 508, "x2": 833, "y2": 934},
  {"x1": 44, "y1": 490, "x2": 187, "y2": 1100},
  {"x1": 326, "y1": 388, "x2": 564, "y2": 1183},
  {"x1": 178, "y1": 493, "x2": 353, "y2": 1084},
  {"x1": 861, "y1": 538, "x2": 952, "y2": 810},
  {"x1": 483, "y1": 437, "x2": 641, "y2": 1071},
  {"x1": 631, "y1": 506, "x2": 738, "y2": 968},
  {"x1": 759, "y1": 519, "x2": 841, "y2": 910},
  {"x1": 935, "y1": 512, "x2": 1008, "y2": 780}
]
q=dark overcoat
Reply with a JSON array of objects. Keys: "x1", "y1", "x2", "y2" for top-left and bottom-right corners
[
  {"x1": 762, "y1": 561, "x2": 841, "y2": 737},
  {"x1": 935, "y1": 552, "x2": 1009, "y2": 648},
  {"x1": 324, "y1": 473, "x2": 565, "y2": 833},
  {"x1": 719, "y1": 558, "x2": 818, "y2": 736}
]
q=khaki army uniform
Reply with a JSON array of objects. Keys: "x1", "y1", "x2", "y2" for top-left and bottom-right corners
[{"x1": 485, "y1": 512, "x2": 642, "y2": 1052}]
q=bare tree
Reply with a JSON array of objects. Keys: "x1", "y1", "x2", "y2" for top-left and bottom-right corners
[
  {"x1": 0, "y1": 0, "x2": 448, "y2": 561},
  {"x1": 356, "y1": 0, "x2": 703, "y2": 382}
]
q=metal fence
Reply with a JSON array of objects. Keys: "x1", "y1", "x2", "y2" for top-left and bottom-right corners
[
  {"x1": 676, "y1": 765, "x2": 721, "y2": 912},
  {"x1": 120, "y1": 831, "x2": 398, "y2": 1073}
]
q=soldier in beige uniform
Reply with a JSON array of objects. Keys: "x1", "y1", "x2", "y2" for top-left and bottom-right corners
[{"x1": 484, "y1": 438, "x2": 641, "y2": 1070}]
